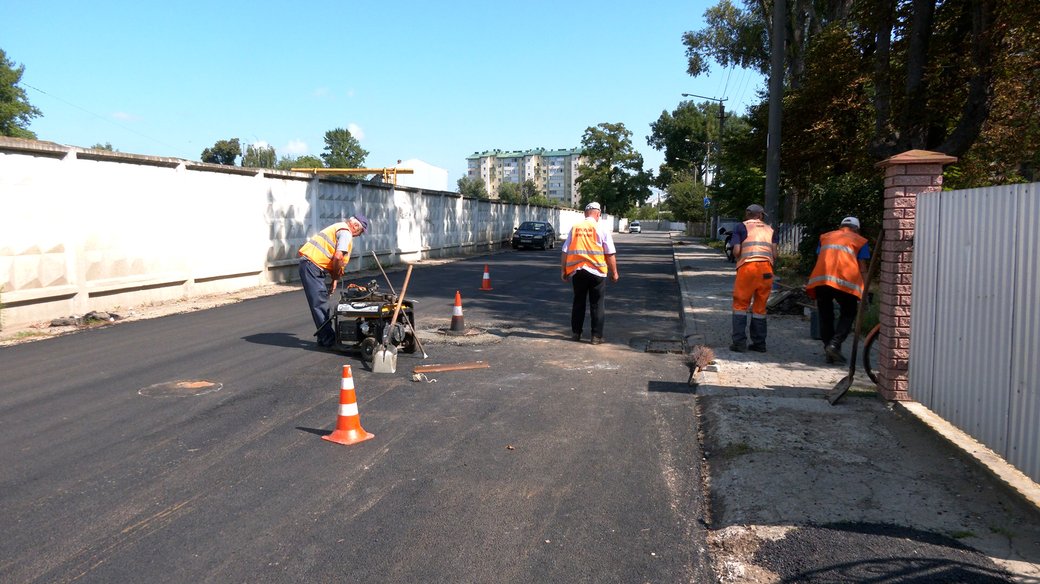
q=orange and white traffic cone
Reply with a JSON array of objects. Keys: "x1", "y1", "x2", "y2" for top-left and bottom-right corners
[
  {"x1": 449, "y1": 290, "x2": 465, "y2": 333},
  {"x1": 479, "y1": 264, "x2": 493, "y2": 291},
  {"x1": 322, "y1": 365, "x2": 375, "y2": 446}
]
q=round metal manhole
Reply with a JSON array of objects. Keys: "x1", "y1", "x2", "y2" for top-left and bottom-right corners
[{"x1": 138, "y1": 380, "x2": 223, "y2": 398}]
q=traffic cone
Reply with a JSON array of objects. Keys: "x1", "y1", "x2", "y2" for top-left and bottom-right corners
[
  {"x1": 479, "y1": 264, "x2": 493, "y2": 291},
  {"x1": 449, "y1": 290, "x2": 465, "y2": 333},
  {"x1": 322, "y1": 365, "x2": 375, "y2": 446}
]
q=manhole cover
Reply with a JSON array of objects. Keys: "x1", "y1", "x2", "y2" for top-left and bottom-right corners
[
  {"x1": 139, "y1": 380, "x2": 223, "y2": 398},
  {"x1": 646, "y1": 339, "x2": 685, "y2": 354}
]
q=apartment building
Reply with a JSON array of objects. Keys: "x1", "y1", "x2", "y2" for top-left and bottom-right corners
[{"x1": 465, "y1": 147, "x2": 585, "y2": 205}]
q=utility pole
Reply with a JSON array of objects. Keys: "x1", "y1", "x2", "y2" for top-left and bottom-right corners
[{"x1": 764, "y1": 0, "x2": 786, "y2": 225}]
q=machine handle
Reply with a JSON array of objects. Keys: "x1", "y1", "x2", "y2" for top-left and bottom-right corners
[{"x1": 384, "y1": 264, "x2": 413, "y2": 343}]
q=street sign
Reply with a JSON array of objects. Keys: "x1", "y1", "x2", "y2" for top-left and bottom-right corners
[{"x1": 703, "y1": 196, "x2": 711, "y2": 208}]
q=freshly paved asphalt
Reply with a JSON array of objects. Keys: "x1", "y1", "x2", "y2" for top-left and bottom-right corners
[{"x1": 0, "y1": 232, "x2": 712, "y2": 583}]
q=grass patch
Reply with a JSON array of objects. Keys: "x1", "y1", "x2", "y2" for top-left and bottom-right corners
[
  {"x1": 773, "y1": 253, "x2": 806, "y2": 287},
  {"x1": 950, "y1": 530, "x2": 976, "y2": 539},
  {"x1": 989, "y1": 525, "x2": 1015, "y2": 538},
  {"x1": 15, "y1": 331, "x2": 48, "y2": 339},
  {"x1": 719, "y1": 442, "x2": 754, "y2": 458},
  {"x1": 703, "y1": 239, "x2": 725, "y2": 252}
]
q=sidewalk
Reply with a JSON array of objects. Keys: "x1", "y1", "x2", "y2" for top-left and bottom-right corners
[{"x1": 672, "y1": 235, "x2": 1040, "y2": 583}]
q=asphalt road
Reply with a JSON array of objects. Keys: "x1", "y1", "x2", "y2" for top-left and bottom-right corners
[{"x1": 1, "y1": 232, "x2": 711, "y2": 583}]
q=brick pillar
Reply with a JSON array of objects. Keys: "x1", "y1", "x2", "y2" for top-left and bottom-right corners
[{"x1": 874, "y1": 150, "x2": 956, "y2": 401}]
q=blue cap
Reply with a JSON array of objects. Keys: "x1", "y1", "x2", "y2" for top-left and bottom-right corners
[{"x1": 353, "y1": 213, "x2": 369, "y2": 233}]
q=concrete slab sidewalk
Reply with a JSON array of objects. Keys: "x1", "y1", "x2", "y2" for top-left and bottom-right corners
[{"x1": 672, "y1": 235, "x2": 1040, "y2": 583}]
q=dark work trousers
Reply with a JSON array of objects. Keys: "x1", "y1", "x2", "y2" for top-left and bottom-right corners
[
  {"x1": 300, "y1": 258, "x2": 335, "y2": 346},
  {"x1": 815, "y1": 285, "x2": 859, "y2": 350},
  {"x1": 570, "y1": 269, "x2": 607, "y2": 338}
]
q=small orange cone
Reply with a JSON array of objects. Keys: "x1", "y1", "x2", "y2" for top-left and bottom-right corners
[
  {"x1": 322, "y1": 365, "x2": 374, "y2": 446},
  {"x1": 449, "y1": 290, "x2": 465, "y2": 333},
  {"x1": 479, "y1": 264, "x2": 493, "y2": 291}
]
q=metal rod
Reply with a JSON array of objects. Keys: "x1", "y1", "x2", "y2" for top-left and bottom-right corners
[{"x1": 371, "y1": 251, "x2": 429, "y2": 358}]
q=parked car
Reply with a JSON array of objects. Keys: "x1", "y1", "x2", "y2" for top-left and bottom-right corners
[
  {"x1": 511, "y1": 221, "x2": 556, "y2": 250},
  {"x1": 629, "y1": 220, "x2": 642, "y2": 234}
]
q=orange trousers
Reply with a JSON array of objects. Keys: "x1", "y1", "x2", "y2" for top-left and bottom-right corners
[{"x1": 732, "y1": 261, "x2": 773, "y2": 315}]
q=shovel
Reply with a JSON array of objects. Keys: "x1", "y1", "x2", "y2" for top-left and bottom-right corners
[
  {"x1": 371, "y1": 264, "x2": 413, "y2": 374},
  {"x1": 371, "y1": 251, "x2": 429, "y2": 359},
  {"x1": 828, "y1": 229, "x2": 884, "y2": 405}
]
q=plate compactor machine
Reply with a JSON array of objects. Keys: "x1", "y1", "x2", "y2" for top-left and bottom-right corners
[{"x1": 331, "y1": 280, "x2": 417, "y2": 364}]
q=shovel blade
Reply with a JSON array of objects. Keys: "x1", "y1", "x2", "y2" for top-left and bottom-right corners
[
  {"x1": 828, "y1": 376, "x2": 853, "y2": 405},
  {"x1": 371, "y1": 345, "x2": 398, "y2": 373}
]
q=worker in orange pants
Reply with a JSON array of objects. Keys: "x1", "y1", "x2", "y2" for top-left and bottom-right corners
[{"x1": 730, "y1": 204, "x2": 778, "y2": 352}]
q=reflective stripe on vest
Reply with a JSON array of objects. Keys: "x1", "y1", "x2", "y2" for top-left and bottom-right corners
[
  {"x1": 298, "y1": 222, "x2": 352, "y2": 271},
  {"x1": 805, "y1": 229, "x2": 867, "y2": 298},
  {"x1": 564, "y1": 220, "x2": 608, "y2": 277},
  {"x1": 736, "y1": 220, "x2": 774, "y2": 268}
]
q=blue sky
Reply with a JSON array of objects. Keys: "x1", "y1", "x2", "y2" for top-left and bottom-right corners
[{"x1": 3, "y1": 1, "x2": 763, "y2": 185}]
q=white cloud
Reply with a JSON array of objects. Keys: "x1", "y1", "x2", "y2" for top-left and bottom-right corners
[
  {"x1": 348, "y1": 123, "x2": 365, "y2": 140},
  {"x1": 283, "y1": 140, "x2": 308, "y2": 155},
  {"x1": 111, "y1": 112, "x2": 139, "y2": 122},
  {"x1": 346, "y1": 88, "x2": 356, "y2": 98},
  {"x1": 313, "y1": 87, "x2": 330, "y2": 98}
]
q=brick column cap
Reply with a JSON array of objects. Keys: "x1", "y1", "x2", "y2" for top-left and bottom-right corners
[{"x1": 876, "y1": 149, "x2": 958, "y2": 169}]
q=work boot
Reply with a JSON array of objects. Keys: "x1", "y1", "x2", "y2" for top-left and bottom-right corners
[
  {"x1": 749, "y1": 316, "x2": 767, "y2": 351},
  {"x1": 825, "y1": 344, "x2": 846, "y2": 364},
  {"x1": 731, "y1": 313, "x2": 748, "y2": 350},
  {"x1": 591, "y1": 336, "x2": 604, "y2": 345},
  {"x1": 571, "y1": 332, "x2": 582, "y2": 342}
]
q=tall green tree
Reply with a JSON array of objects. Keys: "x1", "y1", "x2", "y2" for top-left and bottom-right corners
[
  {"x1": 90, "y1": 142, "x2": 116, "y2": 151},
  {"x1": 576, "y1": 122, "x2": 652, "y2": 214},
  {"x1": 0, "y1": 49, "x2": 42, "y2": 138},
  {"x1": 457, "y1": 176, "x2": 488, "y2": 199},
  {"x1": 201, "y1": 138, "x2": 241, "y2": 165},
  {"x1": 276, "y1": 154, "x2": 323, "y2": 170},
  {"x1": 497, "y1": 181, "x2": 521, "y2": 203},
  {"x1": 242, "y1": 143, "x2": 277, "y2": 168},
  {"x1": 321, "y1": 128, "x2": 368, "y2": 168},
  {"x1": 648, "y1": 100, "x2": 725, "y2": 187},
  {"x1": 683, "y1": 0, "x2": 1018, "y2": 161},
  {"x1": 520, "y1": 179, "x2": 541, "y2": 202}
]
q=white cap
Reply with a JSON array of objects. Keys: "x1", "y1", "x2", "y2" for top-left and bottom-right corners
[
  {"x1": 585, "y1": 201, "x2": 601, "y2": 212},
  {"x1": 840, "y1": 216, "x2": 860, "y2": 229}
]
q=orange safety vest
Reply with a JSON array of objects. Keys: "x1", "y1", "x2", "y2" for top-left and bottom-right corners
[
  {"x1": 298, "y1": 222, "x2": 353, "y2": 271},
  {"x1": 736, "y1": 220, "x2": 775, "y2": 268},
  {"x1": 806, "y1": 229, "x2": 868, "y2": 299},
  {"x1": 564, "y1": 219, "x2": 608, "y2": 277}
]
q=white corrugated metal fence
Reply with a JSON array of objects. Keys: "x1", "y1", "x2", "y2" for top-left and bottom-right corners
[{"x1": 909, "y1": 182, "x2": 1039, "y2": 484}]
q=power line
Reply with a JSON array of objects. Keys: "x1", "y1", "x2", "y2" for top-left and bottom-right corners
[{"x1": 23, "y1": 83, "x2": 188, "y2": 155}]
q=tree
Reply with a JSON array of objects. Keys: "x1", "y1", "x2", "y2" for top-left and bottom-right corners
[
  {"x1": 457, "y1": 176, "x2": 488, "y2": 199},
  {"x1": 648, "y1": 100, "x2": 724, "y2": 187},
  {"x1": 201, "y1": 138, "x2": 241, "y2": 165},
  {"x1": 576, "y1": 122, "x2": 653, "y2": 215},
  {"x1": 498, "y1": 181, "x2": 522, "y2": 203},
  {"x1": 0, "y1": 49, "x2": 42, "y2": 139},
  {"x1": 321, "y1": 128, "x2": 368, "y2": 168},
  {"x1": 90, "y1": 142, "x2": 116, "y2": 151},
  {"x1": 242, "y1": 143, "x2": 277, "y2": 168},
  {"x1": 682, "y1": 0, "x2": 1021, "y2": 162},
  {"x1": 276, "y1": 154, "x2": 323, "y2": 170},
  {"x1": 520, "y1": 179, "x2": 541, "y2": 202}
]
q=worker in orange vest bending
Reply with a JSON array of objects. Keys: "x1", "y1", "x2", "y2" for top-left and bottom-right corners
[
  {"x1": 561, "y1": 202, "x2": 618, "y2": 345},
  {"x1": 298, "y1": 213, "x2": 369, "y2": 348},
  {"x1": 805, "y1": 216, "x2": 871, "y2": 364},
  {"x1": 730, "y1": 204, "x2": 779, "y2": 353}
]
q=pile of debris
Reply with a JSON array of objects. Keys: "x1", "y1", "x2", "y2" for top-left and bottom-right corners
[
  {"x1": 50, "y1": 311, "x2": 122, "y2": 328},
  {"x1": 767, "y1": 283, "x2": 812, "y2": 315}
]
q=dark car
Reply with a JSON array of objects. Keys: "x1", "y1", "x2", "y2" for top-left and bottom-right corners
[{"x1": 511, "y1": 221, "x2": 556, "y2": 250}]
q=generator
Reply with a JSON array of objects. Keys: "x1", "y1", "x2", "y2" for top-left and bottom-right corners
[{"x1": 333, "y1": 280, "x2": 417, "y2": 362}]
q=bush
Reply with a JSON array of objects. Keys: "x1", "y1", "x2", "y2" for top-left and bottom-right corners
[{"x1": 795, "y1": 174, "x2": 883, "y2": 274}]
